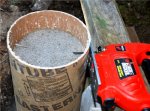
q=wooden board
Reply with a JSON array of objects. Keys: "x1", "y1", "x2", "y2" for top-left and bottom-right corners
[{"x1": 80, "y1": 0, "x2": 130, "y2": 50}]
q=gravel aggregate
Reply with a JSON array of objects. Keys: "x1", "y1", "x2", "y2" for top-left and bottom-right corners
[{"x1": 13, "y1": 29, "x2": 84, "y2": 67}]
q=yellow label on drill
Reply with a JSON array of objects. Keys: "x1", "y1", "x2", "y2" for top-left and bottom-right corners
[{"x1": 115, "y1": 58, "x2": 136, "y2": 79}]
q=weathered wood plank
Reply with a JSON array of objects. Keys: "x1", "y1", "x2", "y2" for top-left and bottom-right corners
[{"x1": 80, "y1": 0, "x2": 130, "y2": 50}]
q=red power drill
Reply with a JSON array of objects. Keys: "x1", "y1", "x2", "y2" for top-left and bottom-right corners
[{"x1": 89, "y1": 43, "x2": 150, "y2": 111}]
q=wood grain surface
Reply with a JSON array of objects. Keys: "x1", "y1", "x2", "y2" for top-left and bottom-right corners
[{"x1": 80, "y1": 0, "x2": 130, "y2": 50}]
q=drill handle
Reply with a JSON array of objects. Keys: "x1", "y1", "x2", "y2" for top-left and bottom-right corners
[
  {"x1": 141, "y1": 59, "x2": 150, "y2": 84},
  {"x1": 137, "y1": 51, "x2": 150, "y2": 65}
]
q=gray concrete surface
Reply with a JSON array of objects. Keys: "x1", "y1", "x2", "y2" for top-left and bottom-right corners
[{"x1": 14, "y1": 29, "x2": 84, "y2": 67}]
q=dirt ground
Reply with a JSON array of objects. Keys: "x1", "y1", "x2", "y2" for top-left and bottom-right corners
[
  {"x1": 116, "y1": 0, "x2": 150, "y2": 43},
  {"x1": 0, "y1": 0, "x2": 150, "y2": 111},
  {"x1": 0, "y1": 40, "x2": 14, "y2": 111}
]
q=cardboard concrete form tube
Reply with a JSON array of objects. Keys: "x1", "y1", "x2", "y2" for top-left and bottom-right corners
[{"x1": 7, "y1": 10, "x2": 91, "y2": 111}]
